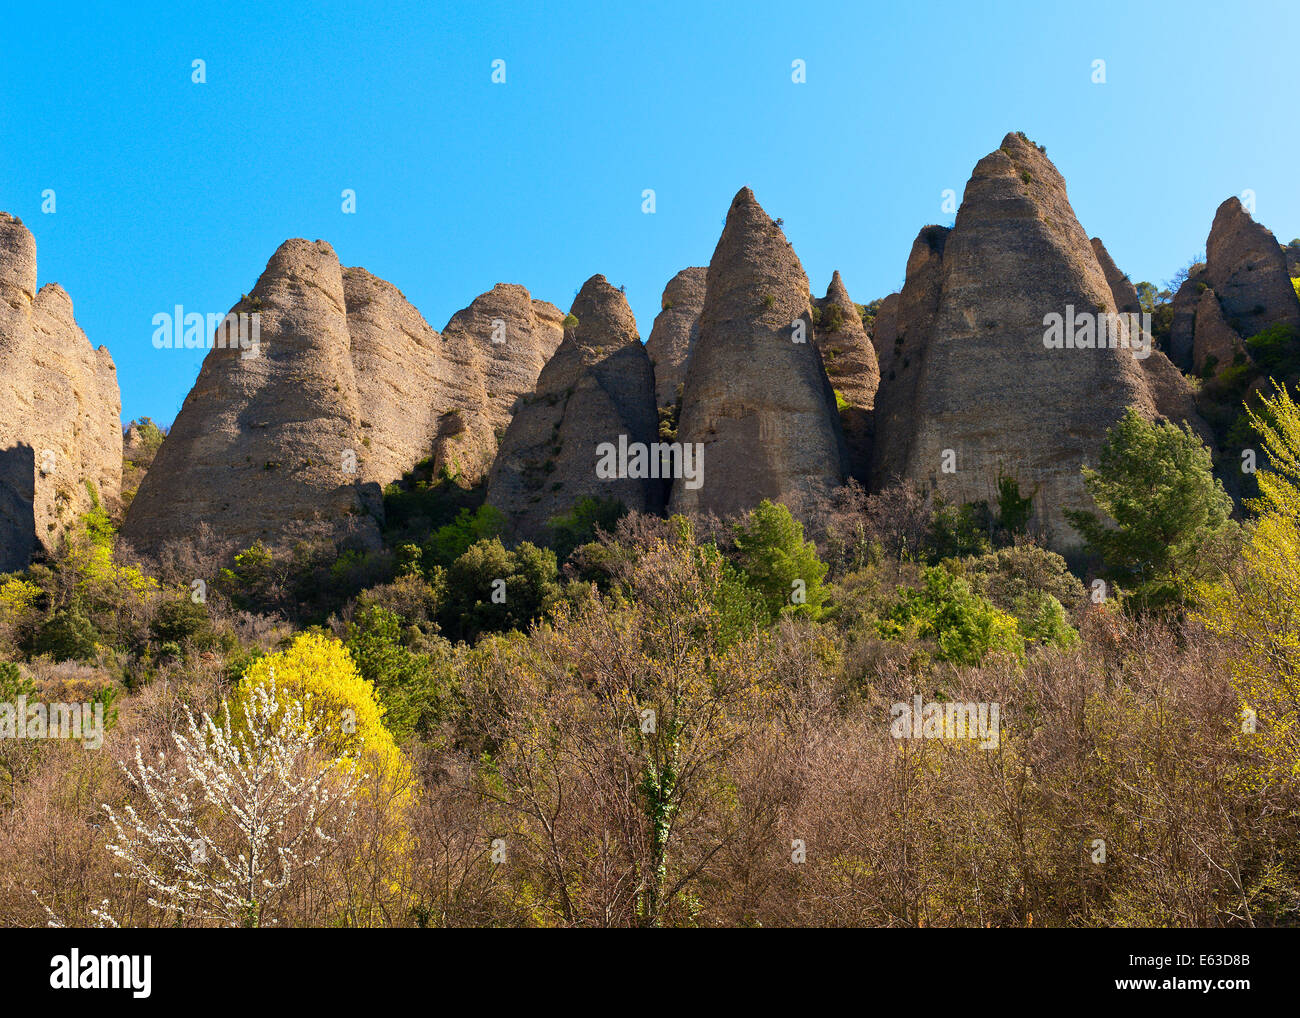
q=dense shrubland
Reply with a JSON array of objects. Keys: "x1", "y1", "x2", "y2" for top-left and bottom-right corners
[{"x1": 2, "y1": 399, "x2": 1300, "y2": 927}]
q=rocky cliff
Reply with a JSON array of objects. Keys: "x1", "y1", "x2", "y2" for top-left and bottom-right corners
[
  {"x1": 0, "y1": 212, "x2": 122, "y2": 572},
  {"x1": 434, "y1": 284, "x2": 564, "y2": 485},
  {"x1": 813, "y1": 270, "x2": 879, "y2": 483},
  {"x1": 872, "y1": 134, "x2": 1168, "y2": 546},
  {"x1": 669, "y1": 188, "x2": 847, "y2": 516},
  {"x1": 122, "y1": 239, "x2": 381, "y2": 557},
  {"x1": 645, "y1": 267, "x2": 707, "y2": 411},
  {"x1": 122, "y1": 236, "x2": 564, "y2": 558},
  {"x1": 487, "y1": 275, "x2": 661, "y2": 540}
]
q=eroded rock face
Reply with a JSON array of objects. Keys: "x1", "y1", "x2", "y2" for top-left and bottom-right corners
[
  {"x1": 1090, "y1": 238, "x2": 1141, "y2": 315},
  {"x1": 669, "y1": 188, "x2": 847, "y2": 516},
  {"x1": 435, "y1": 284, "x2": 564, "y2": 485},
  {"x1": 645, "y1": 267, "x2": 706, "y2": 410},
  {"x1": 874, "y1": 134, "x2": 1165, "y2": 547},
  {"x1": 1168, "y1": 269, "x2": 1205, "y2": 371},
  {"x1": 487, "y1": 275, "x2": 661, "y2": 540},
  {"x1": 871, "y1": 224, "x2": 948, "y2": 490},
  {"x1": 1204, "y1": 196, "x2": 1300, "y2": 339},
  {"x1": 868, "y1": 292, "x2": 900, "y2": 362},
  {"x1": 1092, "y1": 235, "x2": 1213, "y2": 442},
  {"x1": 122, "y1": 235, "x2": 564, "y2": 557},
  {"x1": 122, "y1": 239, "x2": 381, "y2": 558},
  {"x1": 0, "y1": 213, "x2": 122, "y2": 572},
  {"x1": 814, "y1": 271, "x2": 879, "y2": 484},
  {"x1": 1192, "y1": 287, "x2": 1246, "y2": 379}
]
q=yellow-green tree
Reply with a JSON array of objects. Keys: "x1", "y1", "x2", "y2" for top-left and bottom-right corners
[{"x1": 1199, "y1": 383, "x2": 1300, "y2": 782}]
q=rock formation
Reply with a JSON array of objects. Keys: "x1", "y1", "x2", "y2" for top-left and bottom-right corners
[
  {"x1": 1092, "y1": 237, "x2": 1213, "y2": 442},
  {"x1": 871, "y1": 134, "x2": 1170, "y2": 547},
  {"x1": 871, "y1": 224, "x2": 949, "y2": 489},
  {"x1": 487, "y1": 275, "x2": 661, "y2": 540},
  {"x1": 1169, "y1": 199, "x2": 1300, "y2": 375},
  {"x1": 813, "y1": 271, "x2": 879, "y2": 483},
  {"x1": 645, "y1": 267, "x2": 706, "y2": 410},
  {"x1": 1192, "y1": 287, "x2": 1247, "y2": 379},
  {"x1": 669, "y1": 188, "x2": 847, "y2": 517},
  {"x1": 868, "y1": 292, "x2": 900, "y2": 362},
  {"x1": 122, "y1": 239, "x2": 382, "y2": 557},
  {"x1": 1204, "y1": 196, "x2": 1300, "y2": 339},
  {"x1": 122, "y1": 237, "x2": 564, "y2": 557},
  {"x1": 1090, "y1": 237, "x2": 1141, "y2": 315},
  {"x1": 434, "y1": 284, "x2": 564, "y2": 485},
  {"x1": 0, "y1": 212, "x2": 122, "y2": 572}
]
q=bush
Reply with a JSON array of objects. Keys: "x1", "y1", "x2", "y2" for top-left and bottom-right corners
[
  {"x1": 1066, "y1": 408, "x2": 1235, "y2": 610},
  {"x1": 344, "y1": 605, "x2": 451, "y2": 743},
  {"x1": 440, "y1": 539, "x2": 561, "y2": 642},
  {"x1": 547, "y1": 496, "x2": 627, "y2": 563},
  {"x1": 879, "y1": 566, "x2": 1024, "y2": 665},
  {"x1": 235, "y1": 632, "x2": 406, "y2": 786},
  {"x1": 33, "y1": 603, "x2": 100, "y2": 662},
  {"x1": 730, "y1": 500, "x2": 829, "y2": 621}
]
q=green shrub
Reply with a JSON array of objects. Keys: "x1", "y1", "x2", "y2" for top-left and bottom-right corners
[
  {"x1": 879, "y1": 566, "x2": 1023, "y2": 665},
  {"x1": 730, "y1": 500, "x2": 829, "y2": 621}
]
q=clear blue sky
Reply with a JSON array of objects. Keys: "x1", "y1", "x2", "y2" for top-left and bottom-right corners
[{"x1": 3, "y1": 0, "x2": 1297, "y2": 426}]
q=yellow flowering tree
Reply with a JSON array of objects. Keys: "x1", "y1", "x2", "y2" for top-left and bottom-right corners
[
  {"x1": 234, "y1": 633, "x2": 414, "y2": 924},
  {"x1": 234, "y1": 633, "x2": 405, "y2": 784}
]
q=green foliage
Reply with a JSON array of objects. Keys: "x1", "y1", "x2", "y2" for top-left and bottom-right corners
[
  {"x1": 419, "y1": 505, "x2": 506, "y2": 572},
  {"x1": 0, "y1": 661, "x2": 35, "y2": 701},
  {"x1": 33, "y1": 602, "x2": 100, "y2": 661},
  {"x1": 963, "y1": 544, "x2": 1087, "y2": 618},
  {"x1": 1246, "y1": 322, "x2": 1300, "y2": 376},
  {"x1": 995, "y1": 475, "x2": 1034, "y2": 536},
  {"x1": 927, "y1": 500, "x2": 993, "y2": 560},
  {"x1": 149, "y1": 596, "x2": 214, "y2": 648},
  {"x1": 440, "y1": 538, "x2": 561, "y2": 642},
  {"x1": 125, "y1": 418, "x2": 165, "y2": 462},
  {"x1": 345, "y1": 605, "x2": 451, "y2": 743},
  {"x1": 879, "y1": 566, "x2": 1023, "y2": 665},
  {"x1": 1016, "y1": 591, "x2": 1080, "y2": 649},
  {"x1": 1066, "y1": 408, "x2": 1235, "y2": 610},
  {"x1": 1135, "y1": 281, "x2": 1157, "y2": 315},
  {"x1": 548, "y1": 496, "x2": 627, "y2": 563},
  {"x1": 729, "y1": 500, "x2": 829, "y2": 621}
]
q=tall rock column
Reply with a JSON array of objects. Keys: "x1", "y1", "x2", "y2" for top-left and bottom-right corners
[
  {"x1": 669, "y1": 188, "x2": 847, "y2": 516},
  {"x1": 0, "y1": 212, "x2": 122, "y2": 571},
  {"x1": 645, "y1": 266, "x2": 707, "y2": 411},
  {"x1": 887, "y1": 134, "x2": 1162, "y2": 547},
  {"x1": 122, "y1": 239, "x2": 379, "y2": 556},
  {"x1": 814, "y1": 270, "x2": 879, "y2": 484},
  {"x1": 487, "y1": 275, "x2": 661, "y2": 541}
]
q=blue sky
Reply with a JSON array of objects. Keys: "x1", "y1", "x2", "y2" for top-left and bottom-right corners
[{"x1": 2, "y1": 0, "x2": 1297, "y2": 426}]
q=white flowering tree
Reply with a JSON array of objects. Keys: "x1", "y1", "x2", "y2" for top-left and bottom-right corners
[{"x1": 103, "y1": 676, "x2": 361, "y2": 927}]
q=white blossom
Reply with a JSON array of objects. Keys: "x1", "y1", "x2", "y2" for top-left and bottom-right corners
[{"x1": 101, "y1": 673, "x2": 360, "y2": 927}]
